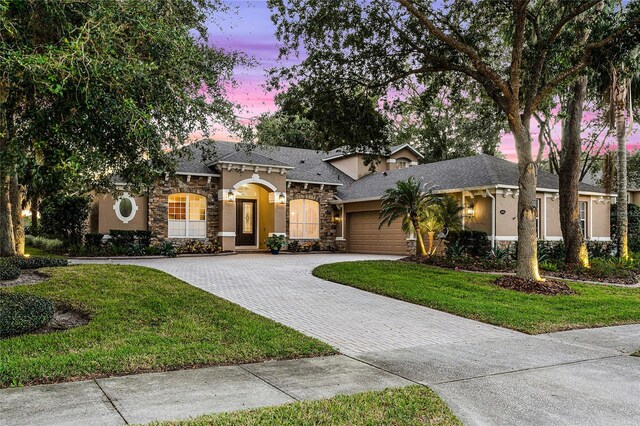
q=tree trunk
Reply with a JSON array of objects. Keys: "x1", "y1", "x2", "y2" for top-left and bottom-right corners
[
  {"x1": 613, "y1": 70, "x2": 628, "y2": 259},
  {"x1": 511, "y1": 114, "x2": 542, "y2": 281},
  {"x1": 427, "y1": 231, "x2": 435, "y2": 255},
  {"x1": 10, "y1": 172, "x2": 24, "y2": 255},
  {"x1": 559, "y1": 76, "x2": 589, "y2": 267},
  {"x1": 413, "y1": 218, "x2": 427, "y2": 256},
  {"x1": 31, "y1": 196, "x2": 39, "y2": 235},
  {"x1": 0, "y1": 174, "x2": 16, "y2": 256}
]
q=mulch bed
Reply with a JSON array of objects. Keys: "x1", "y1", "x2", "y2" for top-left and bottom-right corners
[
  {"x1": 494, "y1": 276, "x2": 576, "y2": 296},
  {"x1": 34, "y1": 307, "x2": 90, "y2": 335},
  {"x1": 401, "y1": 255, "x2": 639, "y2": 285},
  {"x1": 0, "y1": 270, "x2": 50, "y2": 288}
]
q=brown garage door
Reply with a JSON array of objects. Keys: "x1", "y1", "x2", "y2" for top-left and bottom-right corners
[{"x1": 347, "y1": 211, "x2": 408, "y2": 255}]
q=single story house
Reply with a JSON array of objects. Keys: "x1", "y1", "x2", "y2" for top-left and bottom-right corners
[{"x1": 90, "y1": 140, "x2": 613, "y2": 255}]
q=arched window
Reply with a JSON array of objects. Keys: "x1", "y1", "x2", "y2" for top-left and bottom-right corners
[
  {"x1": 289, "y1": 199, "x2": 320, "y2": 239},
  {"x1": 168, "y1": 193, "x2": 206, "y2": 238}
]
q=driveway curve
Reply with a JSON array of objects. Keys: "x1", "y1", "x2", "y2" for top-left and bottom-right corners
[
  {"x1": 76, "y1": 253, "x2": 517, "y2": 354},
  {"x1": 75, "y1": 253, "x2": 640, "y2": 425}
]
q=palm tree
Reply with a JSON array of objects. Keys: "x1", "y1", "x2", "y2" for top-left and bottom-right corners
[
  {"x1": 417, "y1": 196, "x2": 463, "y2": 255},
  {"x1": 379, "y1": 177, "x2": 435, "y2": 256}
]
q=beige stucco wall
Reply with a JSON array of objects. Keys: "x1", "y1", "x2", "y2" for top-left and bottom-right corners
[
  {"x1": 630, "y1": 191, "x2": 640, "y2": 206},
  {"x1": 218, "y1": 169, "x2": 287, "y2": 250},
  {"x1": 465, "y1": 195, "x2": 492, "y2": 234},
  {"x1": 91, "y1": 193, "x2": 148, "y2": 234},
  {"x1": 495, "y1": 194, "x2": 519, "y2": 237},
  {"x1": 591, "y1": 198, "x2": 611, "y2": 238},
  {"x1": 545, "y1": 195, "x2": 561, "y2": 238},
  {"x1": 328, "y1": 147, "x2": 421, "y2": 179}
]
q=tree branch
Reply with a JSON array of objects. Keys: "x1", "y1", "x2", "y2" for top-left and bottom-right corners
[{"x1": 395, "y1": 0, "x2": 511, "y2": 99}]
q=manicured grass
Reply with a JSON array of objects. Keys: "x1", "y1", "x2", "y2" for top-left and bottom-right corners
[
  {"x1": 313, "y1": 261, "x2": 640, "y2": 334},
  {"x1": 152, "y1": 385, "x2": 461, "y2": 426},
  {"x1": 0, "y1": 265, "x2": 334, "y2": 388},
  {"x1": 25, "y1": 246, "x2": 63, "y2": 258}
]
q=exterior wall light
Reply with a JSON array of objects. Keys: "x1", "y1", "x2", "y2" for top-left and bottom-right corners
[
  {"x1": 465, "y1": 203, "x2": 475, "y2": 217},
  {"x1": 227, "y1": 190, "x2": 235, "y2": 203},
  {"x1": 278, "y1": 193, "x2": 286, "y2": 204}
]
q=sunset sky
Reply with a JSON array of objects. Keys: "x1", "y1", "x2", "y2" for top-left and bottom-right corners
[{"x1": 207, "y1": 1, "x2": 640, "y2": 160}]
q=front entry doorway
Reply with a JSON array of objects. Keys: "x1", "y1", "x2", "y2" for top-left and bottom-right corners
[{"x1": 236, "y1": 199, "x2": 257, "y2": 247}]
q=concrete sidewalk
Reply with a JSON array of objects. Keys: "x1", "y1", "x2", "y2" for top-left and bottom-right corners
[{"x1": 0, "y1": 355, "x2": 411, "y2": 425}]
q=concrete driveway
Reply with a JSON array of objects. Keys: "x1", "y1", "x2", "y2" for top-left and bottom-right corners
[{"x1": 75, "y1": 253, "x2": 640, "y2": 425}]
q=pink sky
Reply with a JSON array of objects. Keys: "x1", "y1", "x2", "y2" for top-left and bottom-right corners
[{"x1": 207, "y1": 1, "x2": 640, "y2": 159}]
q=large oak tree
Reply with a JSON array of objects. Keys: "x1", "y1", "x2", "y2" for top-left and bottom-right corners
[
  {"x1": 0, "y1": 0, "x2": 242, "y2": 256},
  {"x1": 268, "y1": 0, "x2": 640, "y2": 280}
]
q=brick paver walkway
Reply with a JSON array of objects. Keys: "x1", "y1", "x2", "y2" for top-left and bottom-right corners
[{"x1": 78, "y1": 253, "x2": 518, "y2": 354}]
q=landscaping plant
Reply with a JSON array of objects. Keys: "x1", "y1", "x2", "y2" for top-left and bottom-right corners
[{"x1": 0, "y1": 293, "x2": 54, "y2": 338}]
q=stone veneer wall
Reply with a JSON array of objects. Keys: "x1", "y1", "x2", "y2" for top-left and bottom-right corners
[
  {"x1": 286, "y1": 182, "x2": 339, "y2": 249},
  {"x1": 148, "y1": 176, "x2": 219, "y2": 244}
]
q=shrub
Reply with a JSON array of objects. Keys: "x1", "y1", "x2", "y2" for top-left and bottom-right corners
[
  {"x1": 446, "y1": 230, "x2": 490, "y2": 257},
  {"x1": 539, "y1": 260, "x2": 560, "y2": 272},
  {"x1": 311, "y1": 240, "x2": 322, "y2": 251},
  {"x1": 25, "y1": 235, "x2": 64, "y2": 253},
  {"x1": 7, "y1": 256, "x2": 68, "y2": 269},
  {"x1": 445, "y1": 239, "x2": 465, "y2": 257},
  {"x1": 587, "y1": 241, "x2": 613, "y2": 259},
  {"x1": 0, "y1": 293, "x2": 55, "y2": 337},
  {"x1": 109, "y1": 230, "x2": 153, "y2": 247},
  {"x1": 85, "y1": 233, "x2": 104, "y2": 247},
  {"x1": 126, "y1": 243, "x2": 147, "y2": 256},
  {"x1": 583, "y1": 258, "x2": 637, "y2": 280},
  {"x1": 611, "y1": 203, "x2": 640, "y2": 253},
  {"x1": 176, "y1": 239, "x2": 221, "y2": 255},
  {"x1": 156, "y1": 241, "x2": 177, "y2": 257},
  {"x1": 0, "y1": 260, "x2": 21, "y2": 280},
  {"x1": 287, "y1": 240, "x2": 301, "y2": 252},
  {"x1": 537, "y1": 241, "x2": 566, "y2": 263},
  {"x1": 41, "y1": 195, "x2": 91, "y2": 245}
]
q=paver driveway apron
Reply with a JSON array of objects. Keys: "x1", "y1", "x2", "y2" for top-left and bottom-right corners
[{"x1": 78, "y1": 253, "x2": 517, "y2": 354}]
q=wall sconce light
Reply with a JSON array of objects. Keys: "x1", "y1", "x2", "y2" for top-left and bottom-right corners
[
  {"x1": 227, "y1": 190, "x2": 235, "y2": 203},
  {"x1": 278, "y1": 193, "x2": 286, "y2": 204},
  {"x1": 465, "y1": 203, "x2": 475, "y2": 217},
  {"x1": 503, "y1": 189, "x2": 513, "y2": 198},
  {"x1": 551, "y1": 193, "x2": 559, "y2": 201}
]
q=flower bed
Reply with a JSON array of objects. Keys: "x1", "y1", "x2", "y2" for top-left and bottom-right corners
[{"x1": 402, "y1": 254, "x2": 640, "y2": 285}]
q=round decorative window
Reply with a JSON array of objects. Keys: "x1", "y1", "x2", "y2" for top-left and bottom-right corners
[{"x1": 113, "y1": 192, "x2": 138, "y2": 224}]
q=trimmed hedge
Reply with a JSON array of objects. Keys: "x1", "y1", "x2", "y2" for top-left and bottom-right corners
[
  {"x1": 25, "y1": 235, "x2": 65, "y2": 253},
  {"x1": 109, "y1": 230, "x2": 152, "y2": 247},
  {"x1": 0, "y1": 293, "x2": 55, "y2": 337},
  {"x1": 8, "y1": 256, "x2": 68, "y2": 270},
  {"x1": 0, "y1": 261, "x2": 20, "y2": 281},
  {"x1": 446, "y1": 230, "x2": 491, "y2": 257}
]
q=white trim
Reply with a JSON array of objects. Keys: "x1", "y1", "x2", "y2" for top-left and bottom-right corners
[
  {"x1": 236, "y1": 196, "x2": 259, "y2": 249},
  {"x1": 336, "y1": 237, "x2": 346, "y2": 241},
  {"x1": 217, "y1": 232, "x2": 236, "y2": 237},
  {"x1": 268, "y1": 232, "x2": 287, "y2": 237},
  {"x1": 287, "y1": 179, "x2": 343, "y2": 187},
  {"x1": 542, "y1": 194, "x2": 547, "y2": 240},
  {"x1": 113, "y1": 192, "x2": 138, "y2": 224},
  {"x1": 545, "y1": 236, "x2": 563, "y2": 241},
  {"x1": 495, "y1": 236, "x2": 519, "y2": 241},
  {"x1": 219, "y1": 161, "x2": 294, "y2": 170},
  {"x1": 289, "y1": 198, "x2": 321, "y2": 240},
  {"x1": 176, "y1": 171, "x2": 220, "y2": 177},
  {"x1": 389, "y1": 143, "x2": 424, "y2": 159},
  {"x1": 167, "y1": 193, "x2": 207, "y2": 238},
  {"x1": 386, "y1": 158, "x2": 397, "y2": 164},
  {"x1": 233, "y1": 174, "x2": 278, "y2": 192},
  {"x1": 589, "y1": 237, "x2": 611, "y2": 241},
  {"x1": 410, "y1": 161, "x2": 419, "y2": 166}
]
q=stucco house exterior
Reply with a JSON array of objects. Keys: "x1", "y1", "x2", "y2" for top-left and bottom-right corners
[{"x1": 90, "y1": 140, "x2": 613, "y2": 255}]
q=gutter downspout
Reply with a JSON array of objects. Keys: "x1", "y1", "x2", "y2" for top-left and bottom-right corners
[{"x1": 486, "y1": 189, "x2": 496, "y2": 252}]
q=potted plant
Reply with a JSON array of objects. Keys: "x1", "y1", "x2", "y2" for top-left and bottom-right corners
[{"x1": 265, "y1": 235, "x2": 286, "y2": 254}]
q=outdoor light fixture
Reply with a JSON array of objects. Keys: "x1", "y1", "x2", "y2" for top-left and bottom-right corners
[
  {"x1": 465, "y1": 203, "x2": 475, "y2": 217},
  {"x1": 227, "y1": 190, "x2": 235, "y2": 203},
  {"x1": 278, "y1": 193, "x2": 286, "y2": 204}
]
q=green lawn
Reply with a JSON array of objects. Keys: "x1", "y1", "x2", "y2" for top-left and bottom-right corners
[
  {"x1": 0, "y1": 265, "x2": 334, "y2": 388},
  {"x1": 25, "y1": 246, "x2": 63, "y2": 258},
  {"x1": 313, "y1": 261, "x2": 640, "y2": 334},
  {"x1": 152, "y1": 385, "x2": 461, "y2": 426}
]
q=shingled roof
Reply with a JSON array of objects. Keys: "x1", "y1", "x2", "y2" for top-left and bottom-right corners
[
  {"x1": 337, "y1": 154, "x2": 606, "y2": 201},
  {"x1": 175, "y1": 140, "x2": 353, "y2": 185}
]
